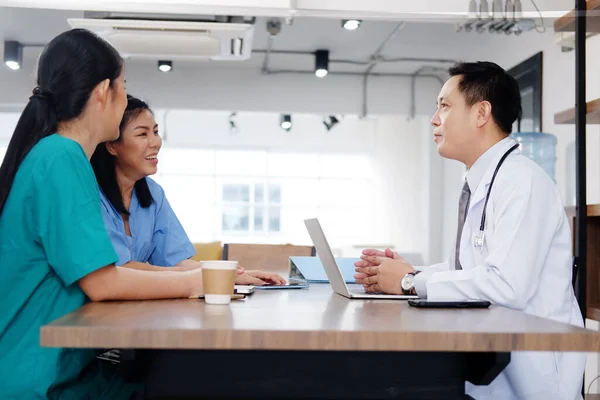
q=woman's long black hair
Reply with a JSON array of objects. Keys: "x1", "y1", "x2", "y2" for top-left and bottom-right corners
[
  {"x1": 90, "y1": 95, "x2": 154, "y2": 215},
  {"x1": 0, "y1": 28, "x2": 123, "y2": 215}
]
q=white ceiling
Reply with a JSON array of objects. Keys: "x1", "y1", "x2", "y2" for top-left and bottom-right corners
[
  {"x1": 0, "y1": 5, "x2": 548, "y2": 75},
  {"x1": 0, "y1": 2, "x2": 562, "y2": 114},
  {"x1": 0, "y1": 0, "x2": 575, "y2": 20}
]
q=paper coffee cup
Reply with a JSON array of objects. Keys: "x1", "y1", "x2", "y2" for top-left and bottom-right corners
[{"x1": 201, "y1": 260, "x2": 238, "y2": 305}]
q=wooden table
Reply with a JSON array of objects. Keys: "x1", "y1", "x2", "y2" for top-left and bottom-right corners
[{"x1": 42, "y1": 285, "x2": 600, "y2": 399}]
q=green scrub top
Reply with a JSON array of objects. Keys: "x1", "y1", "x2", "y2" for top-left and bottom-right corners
[{"x1": 0, "y1": 134, "x2": 138, "y2": 399}]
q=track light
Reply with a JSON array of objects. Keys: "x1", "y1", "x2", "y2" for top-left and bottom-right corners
[
  {"x1": 158, "y1": 60, "x2": 172, "y2": 72},
  {"x1": 280, "y1": 114, "x2": 292, "y2": 131},
  {"x1": 342, "y1": 19, "x2": 362, "y2": 30},
  {"x1": 229, "y1": 112, "x2": 239, "y2": 134},
  {"x1": 314, "y1": 49, "x2": 329, "y2": 78},
  {"x1": 468, "y1": 0, "x2": 478, "y2": 19},
  {"x1": 479, "y1": 0, "x2": 490, "y2": 18},
  {"x1": 323, "y1": 115, "x2": 340, "y2": 131},
  {"x1": 4, "y1": 41, "x2": 22, "y2": 71},
  {"x1": 457, "y1": 0, "x2": 534, "y2": 35},
  {"x1": 514, "y1": 0, "x2": 523, "y2": 20}
]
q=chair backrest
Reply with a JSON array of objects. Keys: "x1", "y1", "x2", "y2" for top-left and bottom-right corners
[
  {"x1": 190, "y1": 241, "x2": 222, "y2": 262},
  {"x1": 223, "y1": 243, "x2": 316, "y2": 278}
]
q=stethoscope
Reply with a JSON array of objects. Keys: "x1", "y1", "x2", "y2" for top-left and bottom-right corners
[{"x1": 473, "y1": 143, "x2": 520, "y2": 248}]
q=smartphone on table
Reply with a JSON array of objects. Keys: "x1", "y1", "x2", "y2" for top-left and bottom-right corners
[
  {"x1": 234, "y1": 285, "x2": 255, "y2": 295},
  {"x1": 408, "y1": 299, "x2": 491, "y2": 309}
]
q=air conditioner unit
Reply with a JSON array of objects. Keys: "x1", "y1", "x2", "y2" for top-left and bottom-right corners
[{"x1": 66, "y1": 18, "x2": 254, "y2": 61}]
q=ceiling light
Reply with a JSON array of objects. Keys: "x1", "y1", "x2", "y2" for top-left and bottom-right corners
[
  {"x1": 229, "y1": 112, "x2": 239, "y2": 134},
  {"x1": 315, "y1": 68, "x2": 328, "y2": 78},
  {"x1": 468, "y1": 0, "x2": 478, "y2": 19},
  {"x1": 280, "y1": 114, "x2": 292, "y2": 131},
  {"x1": 514, "y1": 0, "x2": 523, "y2": 20},
  {"x1": 492, "y1": 0, "x2": 504, "y2": 19},
  {"x1": 4, "y1": 41, "x2": 22, "y2": 71},
  {"x1": 323, "y1": 115, "x2": 340, "y2": 131},
  {"x1": 479, "y1": 0, "x2": 490, "y2": 18},
  {"x1": 314, "y1": 50, "x2": 329, "y2": 78},
  {"x1": 5, "y1": 61, "x2": 19, "y2": 71},
  {"x1": 342, "y1": 19, "x2": 362, "y2": 30},
  {"x1": 158, "y1": 60, "x2": 172, "y2": 72}
]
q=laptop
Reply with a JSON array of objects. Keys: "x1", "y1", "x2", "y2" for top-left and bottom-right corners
[
  {"x1": 290, "y1": 256, "x2": 359, "y2": 283},
  {"x1": 304, "y1": 218, "x2": 418, "y2": 300}
]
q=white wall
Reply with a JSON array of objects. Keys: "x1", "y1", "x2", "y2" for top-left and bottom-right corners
[
  {"x1": 468, "y1": 30, "x2": 600, "y2": 206},
  {"x1": 0, "y1": 58, "x2": 443, "y2": 116},
  {"x1": 160, "y1": 109, "x2": 374, "y2": 151},
  {"x1": 369, "y1": 115, "x2": 434, "y2": 264},
  {"x1": 0, "y1": 110, "x2": 434, "y2": 263},
  {"x1": 160, "y1": 111, "x2": 433, "y2": 260},
  {"x1": 0, "y1": 112, "x2": 19, "y2": 142}
]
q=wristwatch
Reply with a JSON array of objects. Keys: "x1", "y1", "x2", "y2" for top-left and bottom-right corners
[{"x1": 401, "y1": 271, "x2": 421, "y2": 295}]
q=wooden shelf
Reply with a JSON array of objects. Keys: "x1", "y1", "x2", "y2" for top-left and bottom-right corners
[
  {"x1": 586, "y1": 395, "x2": 600, "y2": 400},
  {"x1": 565, "y1": 204, "x2": 600, "y2": 218},
  {"x1": 554, "y1": 98, "x2": 600, "y2": 124},
  {"x1": 554, "y1": 0, "x2": 600, "y2": 32},
  {"x1": 588, "y1": 306, "x2": 600, "y2": 322}
]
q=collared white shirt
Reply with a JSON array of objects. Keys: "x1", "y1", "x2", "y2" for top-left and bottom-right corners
[{"x1": 413, "y1": 137, "x2": 584, "y2": 400}]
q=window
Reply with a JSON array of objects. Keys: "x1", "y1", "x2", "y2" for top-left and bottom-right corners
[
  {"x1": 155, "y1": 148, "x2": 373, "y2": 245},
  {"x1": 221, "y1": 183, "x2": 281, "y2": 234},
  {"x1": 221, "y1": 184, "x2": 250, "y2": 232}
]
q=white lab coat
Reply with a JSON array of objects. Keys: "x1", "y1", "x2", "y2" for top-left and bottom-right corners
[{"x1": 414, "y1": 138, "x2": 585, "y2": 400}]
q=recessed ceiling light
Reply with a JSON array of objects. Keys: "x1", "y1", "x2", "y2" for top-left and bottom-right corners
[{"x1": 342, "y1": 19, "x2": 362, "y2": 30}]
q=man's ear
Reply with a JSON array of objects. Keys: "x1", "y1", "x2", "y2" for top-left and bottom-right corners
[
  {"x1": 105, "y1": 141, "x2": 118, "y2": 157},
  {"x1": 475, "y1": 101, "x2": 493, "y2": 129}
]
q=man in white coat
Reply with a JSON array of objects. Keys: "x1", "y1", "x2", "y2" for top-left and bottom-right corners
[{"x1": 354, "y1": 61, "x2": 585, "y2": 400}]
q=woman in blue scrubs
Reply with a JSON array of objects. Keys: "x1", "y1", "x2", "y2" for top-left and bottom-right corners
[
  {"x1": 0, "y1": 30, "x2": 208, "y2": 400},
  {"x1": 91, "y1": 96, "x2": 286, "y2": 286}
]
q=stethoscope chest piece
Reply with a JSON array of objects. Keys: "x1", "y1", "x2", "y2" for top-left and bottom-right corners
[{"x1": 473, "y1": 231, "x2": 485, "y2": 248}]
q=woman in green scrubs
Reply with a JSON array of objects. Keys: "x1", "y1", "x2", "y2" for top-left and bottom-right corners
[{"x1": 0, "y1": 29, "x2": 205, "y2": 400}]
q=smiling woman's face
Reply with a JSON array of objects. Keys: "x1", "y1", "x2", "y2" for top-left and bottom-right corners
[{"x1": 106, "y1": 109, "x2": 162, "y2": 180}]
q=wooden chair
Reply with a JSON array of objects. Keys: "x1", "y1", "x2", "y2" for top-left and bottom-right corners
[
  {"x1": 190, "y1": 241, "x2": 222, "y2": 262},
  {"x1": 222, "y1": 243, "x2": 316, "y2": 279}
]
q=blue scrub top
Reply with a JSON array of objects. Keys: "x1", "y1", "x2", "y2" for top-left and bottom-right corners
[{"x1": 99, "y1": 178, "x2": 196, "y2": 267}]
